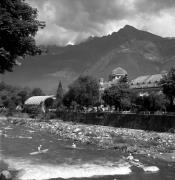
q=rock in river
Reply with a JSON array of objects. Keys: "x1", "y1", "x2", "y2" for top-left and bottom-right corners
[{"x1": 0, "y1": 170, "x2": 12, "y2": 180}]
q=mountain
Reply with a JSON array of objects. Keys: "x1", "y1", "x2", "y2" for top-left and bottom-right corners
[{"x1": 2, "y1": 25, "x2": 175, "y2": 93}]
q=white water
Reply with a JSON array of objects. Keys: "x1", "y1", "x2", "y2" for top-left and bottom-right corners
[
  {"x1": 143, "y1": 166, "x2": 160, "y2": 173},
  {"x1": 3, "y1": 157, "x2": 132, "y2": 180},
  {"x1": 18, "y1": 136, "x2": 33, "y2": 139},
  {"x1": 0, "y1": 120, "x2": 163, "y2": 180}
]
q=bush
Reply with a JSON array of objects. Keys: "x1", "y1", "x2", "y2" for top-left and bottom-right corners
[
  {"x1": 45, "y1": 111, "x2": 57, "y2": 120},
  {"x1": 24, "y1": 105, "x2": 42, "y2": 118}
]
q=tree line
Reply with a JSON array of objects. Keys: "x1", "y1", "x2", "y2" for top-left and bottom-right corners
[
  {"x1": 0, "y1": 67, "x2": 175, "y2": 114},
  {"x1": 55, "y1": 68, "x2": 175, "y2": 113},
  {"x1": 0, "y1": 81, "x2": 44, "y2": 110}
]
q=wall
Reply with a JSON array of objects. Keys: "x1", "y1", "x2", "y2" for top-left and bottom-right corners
[{"x1": 56, "y1": 111, "x2": 175, "y2": 132}]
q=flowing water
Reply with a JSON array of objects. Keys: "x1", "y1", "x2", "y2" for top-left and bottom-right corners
[{"x1": 0, "y1": 119, "x2": 175, "y2": 180}]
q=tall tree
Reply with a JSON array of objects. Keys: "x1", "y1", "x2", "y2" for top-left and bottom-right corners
[
  {"x1": 17, "y1": 90, "x2": 28, "y2": 105},
  {"x1": 160, "y1": 67, "x2": 175, "y2": 111},
  {"x1": 56, "y1": 81, "x2": 63, "y2": 107},
  {"x1": 63, "y1": 76, "x2": 99, "y2": 107},
  {"x1": 102, "y1": 82, "x2": 131, "y2": 110},
  {"x1": 0, "y1": 0, "x2": 45, "y2": 73},
  {"x1": 30, "y1": 88, "x2": 44, "y2": 96}
]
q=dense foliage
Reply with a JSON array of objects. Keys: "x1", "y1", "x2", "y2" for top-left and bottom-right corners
[
  {"x1": 160, "y1": 68, "x2": 175, "y2": 111},
  {"x1": 63, "y1": 76, "x2": 100, "y2": 108},
  {"x1": 0, "y1": 81, "x2": 44, "y2": 111},
  {"x1": 0, "y1": 0, "x2": 45, "y2": 73},
  {"x1": 60, "y1": 72, "x2": 172, "y2": 113},
  {"x1": 31, "y1": 88, "x2": 45, "y2": 96},
  {"x1": 132, "y1": 93, "x2": 168, "y2": 112},
  {"x1": 102, "y1": 81, "x2": 131, "y2": 110}
]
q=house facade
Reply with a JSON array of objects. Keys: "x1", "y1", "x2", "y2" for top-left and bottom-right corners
[
  {"x1": 129, "y1": 74, "x2": 164, "y2": 96},
  {"x1": 99, "y1": 67, "x2": 128, "y2": 92},
  {"x1": 99, "y1": 67, "x2": 165, "y2": 96}
]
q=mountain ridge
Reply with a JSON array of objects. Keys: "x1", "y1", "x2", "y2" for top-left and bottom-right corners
[{"x1": 2, "y1": 25, "x2": 175, "y2": 93}]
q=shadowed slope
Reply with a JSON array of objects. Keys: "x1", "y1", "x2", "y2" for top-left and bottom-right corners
[{"x1": 3, "y1": 25, "x2": 175, "y2": 93}]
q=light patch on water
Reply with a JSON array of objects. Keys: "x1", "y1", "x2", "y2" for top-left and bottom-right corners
[
  {"x1": 4, "y1": 127, "x2": 13, "y2": 130},
  {"x1": 142, "y1": 166, "x2": 160, "y2": 173},
  {"x1": 0, "y1": 135, "x2": 32, "y2": 139},
  {"x1": 3, "y1": 157, "x2": 132, "y2": 180},
  {"x1": 27, "y1": 130, "x2": 35, "y2": 133},
  {"x1": 18, "y1": 136, "x2": 33, "y2": 139}
]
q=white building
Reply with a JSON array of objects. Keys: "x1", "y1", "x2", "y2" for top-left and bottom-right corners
[{"x1": 99, "y1": 67, "x2": 128, "y2": 91}]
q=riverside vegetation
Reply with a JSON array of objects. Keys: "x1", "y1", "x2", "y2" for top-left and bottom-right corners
[{"x1": 1, "y1": 68, "x2": 175, "y2": 164}]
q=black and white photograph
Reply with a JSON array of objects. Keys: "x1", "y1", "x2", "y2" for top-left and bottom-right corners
[{"x1": 0, "y1": 0, "x2": 175, "y2": 179}]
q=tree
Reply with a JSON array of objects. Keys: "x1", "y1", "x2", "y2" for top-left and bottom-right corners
[
  {"x1": 149, "y1": 93, "x2": 167, "y2": 111},
  {"x1": 159, "y1": 68, "x2": 175, "y2": 111},
  {"x1": 18, "y1": 90, "x2": 28, "y2": 105},
  {"x1": 62, "y1": 91, "x2": 73, "y2": 108},
  {"x1": 30, "y1": 88, "x2": 44, "y2": 96},
  {"x1": 102, "y1": 82, "x2": 131, "y2": 110},
  {"x1": 56, "y1": 81, "x2": 63, "y2": 107},
  {"x1": 63, "y1": 76, "x2": 100, "y2": 108},
  {"x1": 0, "y1": 0, "x2": 45, "y2": 73},
  {"x1": 133, "y1": 93, "x2": 167, "y2": 112},
  {"x1": 108, "y1": 74, "x2": 113, "y2": 81}
]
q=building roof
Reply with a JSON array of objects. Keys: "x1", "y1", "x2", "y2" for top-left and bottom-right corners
[
  {"x1": 130, "y1": 74, "x2": 163, "y2": 89},
  {"x1": 24, "y1": 95, "x2": 55, "y2": 105},
  {"x1": 112, "y1": 67, "x2": 127, "y2": 76}
]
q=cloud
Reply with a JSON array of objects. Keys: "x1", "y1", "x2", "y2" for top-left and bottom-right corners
[
  {"x1": 46, "y1": 69, "x2": 78, "y2": 79},
  {"x1": 135, "y1": 0, "x2": 175, "y2": 13},
  {"x1": 27, "y1": 0, "x2": 175, "y2": 46}
]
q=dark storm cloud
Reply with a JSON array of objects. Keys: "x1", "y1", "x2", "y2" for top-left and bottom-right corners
[{"x1": 27, "y1": 0, "x2": 175, "y2": 46}]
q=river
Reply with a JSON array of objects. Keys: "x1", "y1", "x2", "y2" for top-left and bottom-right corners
[{"x1": 0, "y1": 119, "x2": 175, "y2": 180}]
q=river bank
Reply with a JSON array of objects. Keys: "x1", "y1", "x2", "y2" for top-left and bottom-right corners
[{"x1": 2, "y1": 116, "x2": 175, "y2": 162}]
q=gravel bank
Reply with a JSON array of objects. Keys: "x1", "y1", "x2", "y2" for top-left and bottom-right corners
[{"x1": 4, "y1": 117, "x2": 175, "y2": 162}]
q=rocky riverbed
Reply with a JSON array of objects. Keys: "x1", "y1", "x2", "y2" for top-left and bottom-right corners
[{"x1": 4, "y1": 117, "x2": 175, "y2": 162}]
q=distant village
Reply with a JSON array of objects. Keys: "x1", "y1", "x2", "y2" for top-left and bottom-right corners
[
  {"x1": 21, "y1": 66, "x2": 173, "y2": 117},
  {"x1": 99, "y1": 67, "x2": 164, "y2": 95}
]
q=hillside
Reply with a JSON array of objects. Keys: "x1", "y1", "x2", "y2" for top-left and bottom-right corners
[{"x1": 2, "y1": 25, "x2": 175, "y2": 93}]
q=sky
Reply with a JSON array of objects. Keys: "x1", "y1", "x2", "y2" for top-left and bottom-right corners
[{"x1": 28, "y1": 0, "x2": 175, "y2": 46}]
